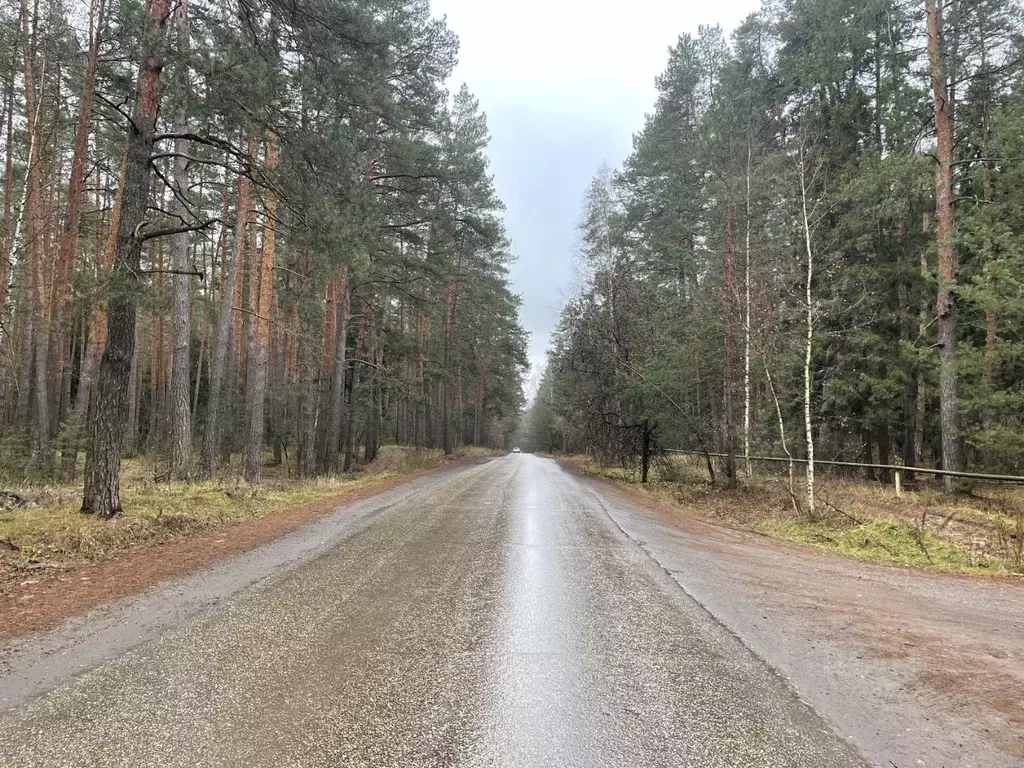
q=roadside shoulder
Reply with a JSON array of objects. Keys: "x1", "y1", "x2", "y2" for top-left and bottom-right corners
[
  {"x1": 580, "y1": 472, "x2": 1024, "y2": 767},
  {"x1": 0, "y1": 461, "x2": 493, "y2": 710}
]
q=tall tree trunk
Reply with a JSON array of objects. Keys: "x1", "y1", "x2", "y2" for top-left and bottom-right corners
[
  {"x1": 344, "y1": 317, "x2": 362, "y2": 472},
  {"x1": 125, "y1": 320, "x2": 140, "y2": 455},
  {"x1": 10, "y1": 58, "x2": 33, "y2": 427},
  {"x1": 15, "y1": 293, "x2": 33, "y2": 427},
  {"x1": 269, "y1": 281, "x2": 284, "y2": 465},
  {"x1": 980, "y1": 58, "x2": 996, "y2": 384},
  {"x1": 743, "y1": 138, "x2": 752, "y2": 478},
  {"x1": 323, "y1": 264, "x2": 349, "y2": 473},
  {"x1": 313, "y1": 276, "x2": 337, "y2": 467},
  {"x1": 82, "y1": 0, "x2": 173, "y2": 517},
  {"x1": 474, "y1": 350, "x2": 485, "y2": 446},
  {"x1": 202, "y1": 143, "x2": 252, "y2": 475},
  {"x1": 926, "y1": 0, "x2": 963, "y2": 492},
  {"x1": 168, "y1": 0, "x2": 191, "y2": 479},
  {"x1": 64, "y1": 160, "x2": 124, "y2": 478},
  {"x1": 441, "y1": 280, "x2": 453, "y2": 455},
  {"x1": 722, "y1": 203, "x2": 736, "y2": 487},
  {"x1": 296, "y1": 260, "x2": 318, "y2": 478},
  {"x1": 896, "y1": 219, "x2": 917, "y2": 481},
  {"x1": 416, "y1": 286, "x2": 426, "y2": 447},
  {"x1": 763, "y1": 355, "x2": 796, "y2": 506},
  {"x1": 455, "y1": 363, "x2": 463, "y2": 448},
  {"x1": 21, "y1": 0, "x2": 51, "y2": 473},
  {"x1": 366, "y1": 307, "x2": 381, "y2": 463},
  {"x1": 55, "y1": 0, "x2": 105, "y2": 474},
  {"x1": 153, "y1": 239, "x2": 166, "y2": 447},
  {"x1": 0, "y1": 40, "x2": 18, "y2": 360},
  {"x1": 914, "y1": 213, "x2": 931, "y2": 469},
  {"x1": 191, "y1": 326, "x2": 205, "y2": 419},
  {"x1": 242, "y1": 134, "x2": 278, "y2": 483},
  {"x1": 799, "y1": 146, "x2": 816, "y2": 518}
]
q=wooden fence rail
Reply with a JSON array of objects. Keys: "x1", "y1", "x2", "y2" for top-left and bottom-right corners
[{"x1": 664, "y1": 450, "x2": 1024, "y2": 486}]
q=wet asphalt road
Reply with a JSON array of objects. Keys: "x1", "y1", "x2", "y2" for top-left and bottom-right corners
[{"x1": 0, "y1": 455, "x2": 866, "y2": 767}]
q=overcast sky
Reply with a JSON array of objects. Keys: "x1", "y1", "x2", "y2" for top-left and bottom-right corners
[{"x1": 430, "y1": 0, "x2": 761, "y2": 396}]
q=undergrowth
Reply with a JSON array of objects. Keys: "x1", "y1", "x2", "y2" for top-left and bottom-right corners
[
  {"x1": 758, "y1": 518, "x2": 984, "y2": 573},
  {"x1": 563, "y1": 454, "x2": 1024, "y2": 576},
  {"x1": 0, "y1": 444, "x2": 496, "y2": 576}
]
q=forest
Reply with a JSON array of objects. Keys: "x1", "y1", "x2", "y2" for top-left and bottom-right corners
[
  {"x1": 526, "y1": 0, "x2": 1024, "y2": 511},
  {"x1": 0, "y1": 0, "x2": 529, "y2": 516}
]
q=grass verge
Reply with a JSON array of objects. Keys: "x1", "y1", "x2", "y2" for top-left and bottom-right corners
[
  {"x1": 0, "y1": 445, "x2": 498, "y2": 583},
  {"x1": 562, "y1": 454, "x2": 1024, "y2": 576}
]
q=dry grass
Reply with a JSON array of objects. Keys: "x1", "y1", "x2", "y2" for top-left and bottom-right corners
[
  {"x1": 368, "y1": 444, "x2": 499, "y2": 473},
  {"x1": 563, "y1": 454, "x2": 1024, "y2": 575},
  {"x1": 0, "y1": 445, "x2": 498, "y2": 575}
]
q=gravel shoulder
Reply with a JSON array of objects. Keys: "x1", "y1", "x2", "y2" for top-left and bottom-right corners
[
  {"x1": 0, "y1": 463, "x2": 481, "y2": 644},
  {"x1": 581, "y1": 473, "x2": 1024, "y2": 767},
  {"x1": 0, "y1": 463, "x2": 482, "y2": 710}
]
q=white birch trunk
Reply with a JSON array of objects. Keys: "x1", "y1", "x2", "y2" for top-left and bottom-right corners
[
  {"x1": 799, "y1": 146, "x2": 816, "y2": 518},
  {"x1": 743, "y1": 138, "x2": 752, "y2": 478}
]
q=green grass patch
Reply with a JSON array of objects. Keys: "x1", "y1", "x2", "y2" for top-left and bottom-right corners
[{"x1": 757, "y1": 517, "x2": 1006, "y2": 573}]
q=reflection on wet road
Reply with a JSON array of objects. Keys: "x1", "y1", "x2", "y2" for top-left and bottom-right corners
[{"x1": 0, "y1": 455, "x2": 866, "y2": 767}]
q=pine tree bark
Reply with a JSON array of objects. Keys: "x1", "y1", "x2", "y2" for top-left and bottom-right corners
[
  {"x1": 915, "y1": 213, "x2": 931, "y2": 468},
  {"x1": 313, "y1": 277, "x2": 336, "y2": 469},
  {"x1": 153, "y1": 239, "x2": 166, "y2": 447},
  {"x1": 168, "y1": 0, "x2": 191, "y2": 479},
  {"x1": 416, "y1": 285, "x2": 426, "y2": 447},
  {"x1": 82, "y1": 0, "x2": 173, "y2": 517},
  {"x1": 65, "y1": 160, "x2": 124, "y2": 478},
  {"x1": 55, "y1": 0, "x2": 105, "y2": 477},
  {"x1": 242, "y1": 134, "x2": 279, "y2": 483},
  {"x1": 202, "y1": 143, "x2": 252, "y2": 475},
  {"x1": 15, "y1": 294, "x2": 33, "y2": 427},
  {"x1": 269, "y1": 280, "x2": 285, "y2": 465},
  {"x1": 21, "y1": 0, "x2": 52, "y2": 473},
  {"x1": 125, "y1": 321, "x2": 140, "y2": 455},
  {"x1": 344, "y1": 317, "x2": 362, "y2": 471},
  {"x1": 296, "y1": 261, "x2": 318, "y2": 478},
  {"x1": 926, "y1": 0, "x2": 963, "y2": 491},
  {"x1": 323, "y1": 264, "x2": 349, "y2": 474},
  {"x1": 442, "y1": 280, "x2": 454, "y2": 455},
  {"x1": 474, "y1": 350, "x2": 485, "y2": 445},
  {"x1": 366, "y1": 308, "x2": 381, "y2": 463}
]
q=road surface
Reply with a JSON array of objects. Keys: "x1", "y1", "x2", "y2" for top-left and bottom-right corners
[{"x1": 0, "y1": 455, "x2": 865, "y2": 767}]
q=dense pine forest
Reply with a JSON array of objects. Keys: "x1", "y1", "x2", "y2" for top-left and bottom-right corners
[
  {"x1": 527, "y1": 0, "x2": 1024, "y2": 509},
  {"x1": 0, "y1": 0, "x2": 528, "y2": 515}
]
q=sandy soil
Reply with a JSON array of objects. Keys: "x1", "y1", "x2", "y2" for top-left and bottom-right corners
[{"x1": 585, "y1": 474, "x2": 1024, "y2": 767}]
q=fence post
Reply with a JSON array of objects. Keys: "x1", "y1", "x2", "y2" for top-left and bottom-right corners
[{"x1": 894, "y1": 457, "x2": 903, "y2": 498}]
